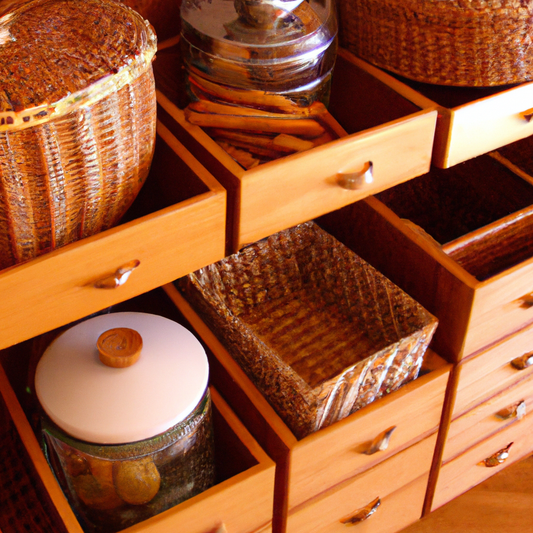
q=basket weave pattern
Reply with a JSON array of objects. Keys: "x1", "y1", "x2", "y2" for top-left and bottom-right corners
[
  {"x1": 0, "y1": 69, "x2": 156, "y2": 270},
  {"x1": 181, "y1": 222, "x2": 437, "y2": 439},
  {"x1": 339, "y1": 0, "x2": 533, "y2": 86}
]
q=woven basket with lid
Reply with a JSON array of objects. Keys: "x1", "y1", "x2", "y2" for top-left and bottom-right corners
[
  {"x1": 339, "y1": 0, "x2": 533, "y2": 87},
  {"x1": 0, "y1": 0, "x2": 157, "y2": 271}
]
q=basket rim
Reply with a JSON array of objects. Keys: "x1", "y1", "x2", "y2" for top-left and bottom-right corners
[{"x1": 0, "y1": 0, "x2": 157, "y2": 133}]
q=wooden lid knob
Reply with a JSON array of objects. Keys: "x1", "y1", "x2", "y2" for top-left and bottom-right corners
[{"x1": 97, "y1": 328, "x2": 143, "y2": 368}]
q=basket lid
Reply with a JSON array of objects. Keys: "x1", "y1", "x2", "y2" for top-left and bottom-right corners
[
  {"x1": 0, "y1": 0, "x2": 157, "y2": 131},
  {"x1": 34, "y1": 312, "x2": 209, "y2": 444}
]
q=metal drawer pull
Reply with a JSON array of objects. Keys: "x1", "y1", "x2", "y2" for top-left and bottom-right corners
[
  {"x1": 93, "y1": 259, "x2": 140, "y2": 289},
  {"x1": 479, "y1": 442, "x2": 513, "y2": 468},
  {"x1": 519, "y1": 292, "x2": 533, "y2": 308},
  {"x1": 511, "y1": 352, "x2": 533, "y2": 370},
  {"x1": 364, "y1": 426, "x2": 397, "y2": 455},
  {"x1": 522, "y1": 108, "x2": 533, "y2": 121},
  {"x1": 341, "y1": 497, "x2": 381, "y2": 525},
  {"x1": 337, "y1": 161, "x2": 373, "y2": 190},
  {"x1": 496, "y1": 400, "x2": 526, "y2": 421}
]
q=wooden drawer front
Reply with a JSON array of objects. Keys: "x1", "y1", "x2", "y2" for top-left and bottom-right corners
[
  {"x1": 434, "y1": 82, "x2": 533, "y2": 169},
  {"x1": 287, "y1": 357, "x2": 449, "y2": 509},
  {"x1": 453, "y1": 320, "x2": 533, "y2": 418},
  {"x1": 286, "y1": 435, "x2": 437, "y2": 533},
  {"x1": 432, "y1": 407, "x2": 533, "y2": 511},
  {"x1": 236, "y1": 108, "x2": 436, "y2": 249},
  {"x1": 464, "y1": 259, "x2": 533, "y2": 359},
  {"x1": 155, "y1": 45, "x2": 437, "y2": 253},
  {"x1": 444, "y1": 371, "x2": 533, "y2": 462},
  {"x1": 0, "y1": 362, "x2": 276, "y2": 533},
  {"x1": 356, "y1": 56, "x2": 533, "y2": 169},
  {"x1": 0, "y1": 122, "x2": 226, "y2": 351}
]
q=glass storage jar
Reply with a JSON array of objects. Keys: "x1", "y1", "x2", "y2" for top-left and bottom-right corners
[
  {"x1": 180, "y1": 0, "x2": 338, "y2": 168},
  {"x1": 35, "y1": 312, "x2": 214, "y2": 533}
]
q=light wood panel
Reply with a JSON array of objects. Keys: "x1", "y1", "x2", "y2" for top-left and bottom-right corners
[
  {"x1": 432, "y1": 408, "x2": 533, "y2": 510},
  {"x1": 452, "y1": 320, "x2": 533, "y2": 418},
  {"x1": 443, "y1": 372, "x2": 533, "y2": 463},
  {"x1": 286, "y1": 435, "x2": 437, "y2": 533}
]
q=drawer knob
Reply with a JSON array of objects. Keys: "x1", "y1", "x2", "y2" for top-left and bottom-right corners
[
  {"x1": 496, "y1": 400, "x2": 526, "y2": 421},
  {"x1": 340, "y1": 496, "x2": 381, "y2": 525},
  {"x1": 337, "y1": 161, "x2": 373, "y2": 190},
  {"x1": 364, "y1": 426, "x2": 397, "y2": 455},
  {"x1": 93, "y1": 260, "x2": 140, "y2": 289},
  {"x1": 479, "y1": 442, "x2": 513, "y2": 468},
  {"x1": 511, "y1": 352, "x2": 533, "y2": 370}
]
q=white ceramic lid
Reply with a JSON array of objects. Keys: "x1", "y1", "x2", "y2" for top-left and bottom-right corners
[{"x1": 35, "y1": 312, "x2": 209, "y2": 444}]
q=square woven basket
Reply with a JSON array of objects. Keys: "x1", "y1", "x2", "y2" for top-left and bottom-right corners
[{"x1": 180, "y1": 222, "x2": 438, "y2": 439}]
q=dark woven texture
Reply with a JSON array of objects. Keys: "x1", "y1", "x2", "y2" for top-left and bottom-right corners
[
  {"x1": 339, "y1": 0, "x2": 533, "y2": 86},
  {"x1": 0, "y1": 395, "x2": 69, "y2": 533},
  {"x1": 181, "y1": 222, "x2": 437, "y2": 439}
]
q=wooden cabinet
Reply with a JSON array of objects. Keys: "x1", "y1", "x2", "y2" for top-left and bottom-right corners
[
  {"x1": 317, "y1": 131, "x2": 533, "y2": 517},
  {"x1": 2, "y1": 15, "x2": 533, "y2": 533}
]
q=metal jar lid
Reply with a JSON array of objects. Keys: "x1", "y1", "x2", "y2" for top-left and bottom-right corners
[{"x1": 35, "y1": 312, "x2": 209, "y2": 445}]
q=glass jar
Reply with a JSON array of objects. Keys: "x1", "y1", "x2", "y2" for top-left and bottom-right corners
[
  {"x1": 180, "y1": 0, "x2": 338, "y2": 168},
  {"x1": 35, "y1": 312, "x2": 214, "y2": 533}
]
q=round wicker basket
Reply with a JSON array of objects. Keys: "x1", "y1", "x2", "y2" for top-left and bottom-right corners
[
  {"x1": 0, "y1": 0, "x2": 157, "y2": 270},
  {"x1": 339, "y1": 0, "x2": 533, "y2": 87}
]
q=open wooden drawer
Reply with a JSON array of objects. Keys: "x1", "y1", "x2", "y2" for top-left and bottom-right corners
[
  {"x1": 163, "y1": 284, "x2": 450, "y2": 533},
  {"x1": 318, "y1": 148, "x2": 533, "y2": 360},
  {"x1": 0, "y1": 121, "x2": 226, "y2": 352},
  {"x1": 0, "y1": 289, "x2": 275, "y2": 533},
  {"x1": 154, "y1": 42, "x2": 437, "y2": 253},
  {"x1": 354, "y1": 59, "x2": 533, "y2": 168}
]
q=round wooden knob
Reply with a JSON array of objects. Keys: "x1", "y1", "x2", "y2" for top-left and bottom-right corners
[{"x1": 97, "y1": 328, "x2": 143, "y2": 368}]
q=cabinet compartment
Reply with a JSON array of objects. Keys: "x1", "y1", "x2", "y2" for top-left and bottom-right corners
[
  {"x1": 431, "y1": 406, "x2": 533, "y2": 511},
  {"x1": 286, "y1": 434, "x2": 437, "y2": 533},
  {"x1": 0, "y1": 289, "x2": 275, "y2": 533},
  {"x1": 351, "y1": 57, "x2": 533, "y2": 168},
  {"x1": 0, "y1": 122, "x2": 226, "y2": 351},
  {"x1": 318, "y1": 150, "x2": 533, "y2": 360},
  {"x1": 164, "y1": 284, "x2": 450, "y2": 533},
  {"x1": 154, "y1": 43, "x2": 437, "y2": 253}
]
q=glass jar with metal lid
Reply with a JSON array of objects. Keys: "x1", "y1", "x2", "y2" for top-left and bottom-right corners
[
  {"x1": 35, "y1": 312, "x2": 214, "y2": 533},
  {"x1": 179, "y1": 0, "x2": 338, "y2": 167}
]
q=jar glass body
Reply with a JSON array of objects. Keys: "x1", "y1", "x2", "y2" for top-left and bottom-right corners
[{"x1": 42, "y1": 388, "x2": 214, "y2": 533}]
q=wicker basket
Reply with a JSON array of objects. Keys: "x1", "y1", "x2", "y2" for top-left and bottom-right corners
[
  {"x1": 0, "y1": 0, "x2": 157, "y2": 270},
  {"x1": 339, "y1": 0, "x2": 533, "y2": 87},
  {"x1": 180, "y1": 222, "x2": 438, "y2": 439}
]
